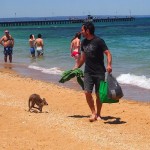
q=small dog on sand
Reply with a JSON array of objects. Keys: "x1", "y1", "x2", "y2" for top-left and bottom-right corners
[{"x1": 28, "y1": 94, "x2": 48, "y2": 112}]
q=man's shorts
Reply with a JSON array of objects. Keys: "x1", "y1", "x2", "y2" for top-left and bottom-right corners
[
  {"x1": 36, "y1": 47, "x2": 44, "y2": 56},
  {"x1": 30, "y1": 47, "x2": 35, "y2": 55},
  {"x1": 84, "y1": 73, "x2": 105, "y2": 93},
  {"x1": 4, "y1": 47, "x2": 13, "y2": 56},
  {"x1": 37, "y1": 50, "x2": 44, "y2": 56}
]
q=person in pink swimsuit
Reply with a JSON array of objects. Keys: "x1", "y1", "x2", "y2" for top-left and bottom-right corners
[{"x1": 70, "y1": 32, "x2": 81, "y2": 68}]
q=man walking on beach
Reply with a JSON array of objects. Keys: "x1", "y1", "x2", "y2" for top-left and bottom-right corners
[
  {"x1": 76, "y1": 22, "x2": 112, "y2": 122},
  {"x1": 0, "y1": 30, "x2": 14, "y2": 63}
]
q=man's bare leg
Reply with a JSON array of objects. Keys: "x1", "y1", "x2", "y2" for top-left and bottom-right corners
[
  {"x1": 9, "y1": 55, "x2": 12, "y2": 63},
  {"x1": 96, "y1": 93, "x2": 102, "y2": 120},
  {"x1": 4, "y1": 56, "x2": 7, "y2": 62},
  {"x1": 85, "y1": 91, "x2": 97, "y2": 122}
]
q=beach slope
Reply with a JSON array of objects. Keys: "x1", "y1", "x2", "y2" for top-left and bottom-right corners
[{"x1": 0, "y1": 68, "x2": 149, "y2": 150}]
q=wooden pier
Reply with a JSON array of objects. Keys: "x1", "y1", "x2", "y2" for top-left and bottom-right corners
[{"x1": 0, "y1": 16, "x2": 135, "y2": 27}]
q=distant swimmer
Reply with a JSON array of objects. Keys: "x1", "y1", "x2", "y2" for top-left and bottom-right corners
[
  {"x1": 70, "y1": 32, "x2": 81, "y2": 69},
  {"x1": 34, "y1": 34, "x2": 44, "y2": 57},
  {"x1": 0, "y1": 30, "x2": 14, "y2": 63},
  {"x1": 29, "y1": 34, "x2": 35, "y2": 58}
]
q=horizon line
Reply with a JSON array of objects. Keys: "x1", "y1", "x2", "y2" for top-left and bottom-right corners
[{"x1": 0, "y1": 14, "x2": 150, "y2": 19}]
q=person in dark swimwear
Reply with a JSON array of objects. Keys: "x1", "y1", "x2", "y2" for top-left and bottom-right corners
[
  {"x1": 29, "y1": 34, "x2": 35, "y2": 57},
  {"x1": 70, "y1": 32, "x2": 81, "y2": 69},
  {"x1": 0, "y1": 30, "x2": 14, "y2": 63}
]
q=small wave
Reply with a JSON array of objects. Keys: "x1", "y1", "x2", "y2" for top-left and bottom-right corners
[
  {"x1": 117, "y1": 73, "x2": 150, "y2": 90},
  {"x1": 28, "y1": 65, "x2": 63, "y2": 75}
]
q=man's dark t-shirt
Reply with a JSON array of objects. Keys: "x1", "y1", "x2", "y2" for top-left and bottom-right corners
[{"x1": 81, "y1": 36, "x2": 108, "y2": 75}]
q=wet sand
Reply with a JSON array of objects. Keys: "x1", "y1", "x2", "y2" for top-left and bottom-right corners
[{"x1": 1, "y1": 62, "x2": 150, "y2": 102}]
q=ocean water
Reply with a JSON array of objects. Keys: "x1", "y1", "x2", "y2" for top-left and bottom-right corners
[{"x1": 0, "y1": 17, "x2": 150, "y2": 102}]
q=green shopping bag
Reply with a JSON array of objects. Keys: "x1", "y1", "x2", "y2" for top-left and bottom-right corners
[{"x1": 99, "y1": 80, "x2": 119, "y2": 103}]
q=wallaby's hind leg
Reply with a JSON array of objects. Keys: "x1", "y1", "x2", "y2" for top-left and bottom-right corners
[
  {"x1": 28, "y1": 99, "x2": 35, "y2": 112},
  {"x1": 38, "y1": 106, "x2": 43, "y2": 112}
]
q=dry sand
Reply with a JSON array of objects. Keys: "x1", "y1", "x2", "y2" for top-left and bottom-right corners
[{"x1": 0, "y1": 67, "x2": 150, "y2": 150}]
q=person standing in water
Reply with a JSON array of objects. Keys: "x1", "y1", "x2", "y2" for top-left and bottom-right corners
[
  {"x1": 29, "y1": 34, "x2": 35, "y2": 58},
  {"x1": 0, "y1": 30, "x2": 14, "y2": 63},
  {"x1": 70, "y1": 32, "x2": 81, "y2": 68},
  {"x1": 34, "y1": 34, "x2": 44, "y2": 57}
]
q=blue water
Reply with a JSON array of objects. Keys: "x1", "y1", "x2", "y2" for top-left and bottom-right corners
[{"x1": 0, "y1": 17, "x2": 150, "y2": 102}]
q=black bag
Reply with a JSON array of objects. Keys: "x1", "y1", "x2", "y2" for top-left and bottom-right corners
[{"x1": 107, "y1": 73, "x2": 124, "y2": 100}]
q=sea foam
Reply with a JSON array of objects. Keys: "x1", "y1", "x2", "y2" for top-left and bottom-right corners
[
  {"x1": 28, "y1": 65, "x2": 63, "y2": 75},
  {"x1": 117, "y1": 73, "x2": 150, "y2": 90}
]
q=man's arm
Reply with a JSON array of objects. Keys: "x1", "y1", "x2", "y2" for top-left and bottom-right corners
[
  {"x1": 104, "y1": 50, "x2": 112, "y2": 73},
  {"x1": 11, "y1": 36, "x2": 14, "y2": 47},
  {"x1": 41, "y1": 39, "x2": 44, "y2": 49},
  {"x1": 0, "y1": 36, "x2": 4, "y2": 46},
  {"x1": 34, "y1": 39, "x2": 37, "y2": 47}
]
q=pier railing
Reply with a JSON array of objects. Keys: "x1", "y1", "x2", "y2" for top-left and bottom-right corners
[{"x1": 0, "y1": 17, "x2": 135, "y2": 27}]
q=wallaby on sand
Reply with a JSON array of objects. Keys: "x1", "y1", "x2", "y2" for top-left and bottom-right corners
[{"x1": 28, "y1": 94, "x2": 48, "y2": 112}]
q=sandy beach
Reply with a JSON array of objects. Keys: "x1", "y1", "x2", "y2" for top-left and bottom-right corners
[{"x1": 0, "y1": 67, "x2": 150, "y2": 150}]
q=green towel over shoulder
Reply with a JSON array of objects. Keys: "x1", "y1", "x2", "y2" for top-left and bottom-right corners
[{"x1": 59, "y1": 68, "x2": 84, "y2": 90}]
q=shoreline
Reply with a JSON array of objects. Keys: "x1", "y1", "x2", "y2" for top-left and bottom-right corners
[
  {"x1": 0, "y1": 67, "x2": 150, "y2": 150},
  {"x1": 0, "y1": 62, "x2": 149, "y2": 103}
]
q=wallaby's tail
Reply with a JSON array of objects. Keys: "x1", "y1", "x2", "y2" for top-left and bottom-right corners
[{"x1": 28, "y1": 98, "x2": 31, "y2": 111}]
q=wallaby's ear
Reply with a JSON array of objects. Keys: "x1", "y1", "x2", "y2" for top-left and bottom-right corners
[{"x1": 43, "y1": 98, "x2": 45, "y2": 101}]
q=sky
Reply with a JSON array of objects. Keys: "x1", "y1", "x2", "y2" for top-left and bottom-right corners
[{"x1": 1, "y1": 0, "x2": 150, "y2": 18}]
